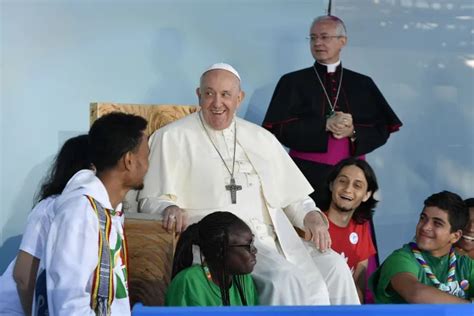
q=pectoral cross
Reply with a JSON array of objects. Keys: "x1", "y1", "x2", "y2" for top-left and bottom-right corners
[
  {"x1": 325, "y1": 109, "x2": 335, "y2": 119},
  {"x1": 225, "y1": 177, "x2": 242, "y2": 204}
]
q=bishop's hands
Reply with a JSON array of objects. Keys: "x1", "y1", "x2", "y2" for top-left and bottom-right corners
[
  {"x1": 303, "y1": 211, "x2": 331, "y2": 252},
  {"x1": 326, "y1": 111, "x2": 354, "y2": 139},
  {"x1": 162, "y1": 205, "x2": 188, "y2": 233}
]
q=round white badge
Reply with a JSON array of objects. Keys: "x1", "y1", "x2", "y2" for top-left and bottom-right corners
[{"x1": 349, "y1": 232, "x2": 359, "y2": 245}]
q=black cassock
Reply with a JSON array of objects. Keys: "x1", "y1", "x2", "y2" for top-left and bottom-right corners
[{"x1": 263, "y1": 62, "x2": 402, "y2": 208}]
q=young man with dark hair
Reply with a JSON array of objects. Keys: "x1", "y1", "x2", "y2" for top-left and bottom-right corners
[
  {"x1": 323, "y1": 157, "x2": 379, "y2": 302},
  {"x1": 36, "y1": 112, "x2": 149, "y2": 315},
  {"x1": 371, "y1": 191, "x2": 473, "y2": 303}
]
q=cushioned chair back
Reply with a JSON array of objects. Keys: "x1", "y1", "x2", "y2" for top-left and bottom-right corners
[{"x1": 90, "y1": 102, "x2": 198, "y2": 137}]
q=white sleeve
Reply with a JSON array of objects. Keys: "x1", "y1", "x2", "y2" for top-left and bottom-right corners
[
  {"x1": 282, "y1": 196, "x2": 322, "y2": 229},
  {"x1": 45, "y1": 197, "x2": 97, "y2": 316},
  {"x1": 19, "y1": 197, "x2": 56, "y2": 259},
  {"x1": 138, "y1": 194, "x2": 178, "y2": 216}
]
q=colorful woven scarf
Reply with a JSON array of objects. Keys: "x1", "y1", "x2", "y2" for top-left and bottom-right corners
[
  {"x1": 409, "y1": 242, "x2": 469, "y2": 294},
  {"x1": 87, "y1": 195, "x2": 114, "y2": 316}
]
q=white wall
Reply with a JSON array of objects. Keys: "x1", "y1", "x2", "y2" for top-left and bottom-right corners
[
  {"x1": 334, "y1": 0, "x2": 474, "y2": 260},
  {"x1": 0, "y1": 0, "x2": 325, "y2": 272},
  {"x1": 0, "y1": 7, "x2": 4, "y2": 245},
  {"x1": 1, "y1": 0, "x2": 473, "y2": 272}
]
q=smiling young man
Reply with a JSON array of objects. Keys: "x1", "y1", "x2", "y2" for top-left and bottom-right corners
[
  {"x1": 456, "y1": 198, "x2": 474, "y2": 259},
  {"x1": 323, "y1": 158, "x2": 379, "y2": 302},
  {"x1": 262, "y1": 15, "x2": 402, "y2": 208},
  {"x1": 371, "y1": 191, "x2": 473, "y2": 303}
]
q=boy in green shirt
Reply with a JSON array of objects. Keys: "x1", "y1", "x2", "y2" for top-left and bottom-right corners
[{"x1": 370, "y1": 191, "x2": 473, "y2": 303}]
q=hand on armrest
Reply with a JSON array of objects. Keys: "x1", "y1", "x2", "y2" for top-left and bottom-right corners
[
  {"x1": 303, "y1": 211, "x2": 331, "y2": 252},
  {"x1": 162, "y1": 205, "x2": 188, "y2": 234},
  {"x1": 138, "y1": 195, "x2": 187, "y2": 233}
]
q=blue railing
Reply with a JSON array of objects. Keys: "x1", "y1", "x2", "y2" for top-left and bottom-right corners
[{"x1": 132, "y1": 303, "x2": 473, "y2": 316}]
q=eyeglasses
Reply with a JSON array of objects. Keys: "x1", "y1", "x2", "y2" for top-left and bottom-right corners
[
  {"x1": 307, "y1": 35, "x2": 343, "y2": 43},
  {"x1": 228, "y1": 239, "x2": 257, "y2": 253}
]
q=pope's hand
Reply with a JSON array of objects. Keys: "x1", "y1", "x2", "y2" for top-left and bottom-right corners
[
  {"x1": 162, "y1": 205, "x2": 188, "y2": 233},
  {"x1": 303, "y1": 211, "x2": 331, "y2": 252}
]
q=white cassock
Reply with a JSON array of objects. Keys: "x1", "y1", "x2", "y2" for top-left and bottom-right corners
[{"x1": 138, "y1": 112, "x2": 359, "y2": 305}]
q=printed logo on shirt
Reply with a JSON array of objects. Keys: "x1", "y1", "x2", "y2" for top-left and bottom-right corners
[
  {"x1": 349, "y1": 232, "x2": 359, "y2": 245},
  {"x1": 34, "y1": 269, "x2": 49, "y2": 316},
  {"x1": 111, "y1": 232, "x2": 128, "y2": 299},
  {"x1": 441, "y1": 280, "x2": 467, "y2": 299}
]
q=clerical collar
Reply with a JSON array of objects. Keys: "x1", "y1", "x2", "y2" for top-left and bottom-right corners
[
  {"x1": 316, "y1": 60, "x2": 341, "y2": 73},
  {"x1": 199, "y1": 114, "x2": 236, "y2": 136}
]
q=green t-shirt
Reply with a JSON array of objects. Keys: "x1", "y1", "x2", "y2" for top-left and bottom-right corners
[
  {"x1": 165, "y1": 265, "x2": 259, "y2": 306},
  {"x1": 370, "y1": 243, "x2": 474, "y2": 303}
]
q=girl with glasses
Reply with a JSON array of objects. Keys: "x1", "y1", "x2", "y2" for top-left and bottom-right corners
[{"x1": 166, "y1": 211, "x2": 258, "y2": 306}]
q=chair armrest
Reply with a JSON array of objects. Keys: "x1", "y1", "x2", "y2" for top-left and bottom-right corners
[{"x1": 125, "y1": 217, "x2": 178, "y2": 306}]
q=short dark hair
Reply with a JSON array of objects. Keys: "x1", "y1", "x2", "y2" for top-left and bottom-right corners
[
  {"x1": 324, "y1": 158, "x2": 379, "y2": 224},
  {"x1": 36, "y1": 134, "x2": 91, "y2": 203},
  {"x1": 464, "y1": 198, "x2": 474, "y2": 208},
  {"x1": 89, "y1": 112, "x2": 147, "y2": 172},
  {"x1": 424, "y1": 191, "x2": 469, "y2": 232}
]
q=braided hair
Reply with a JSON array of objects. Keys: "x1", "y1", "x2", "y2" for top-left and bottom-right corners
[{"x1": 171, "y1": 211, "x2": 251, "y2": 306}]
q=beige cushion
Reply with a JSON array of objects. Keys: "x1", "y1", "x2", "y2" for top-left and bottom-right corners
[{"x1": 90, "y1": 102, "x2": 198, "y2": 137}]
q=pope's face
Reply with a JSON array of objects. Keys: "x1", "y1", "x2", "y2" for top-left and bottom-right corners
[
  {"x1": 196, "y1": 69, "x2": 244, "y2": 130},
  {"x1": 310, "y1": 20, "x2": 346, "y2": 64}
]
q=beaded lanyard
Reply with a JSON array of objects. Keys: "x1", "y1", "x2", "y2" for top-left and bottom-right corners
[
  {"x1": 201, "y1": 264, "x2": 227, "y2": 302},
  {"x1": 409, "y1": 242, "x2": 469, "y2": 293},
  {"x1": 202, "y1": 264, "x2": 248, "y2": 306}
]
